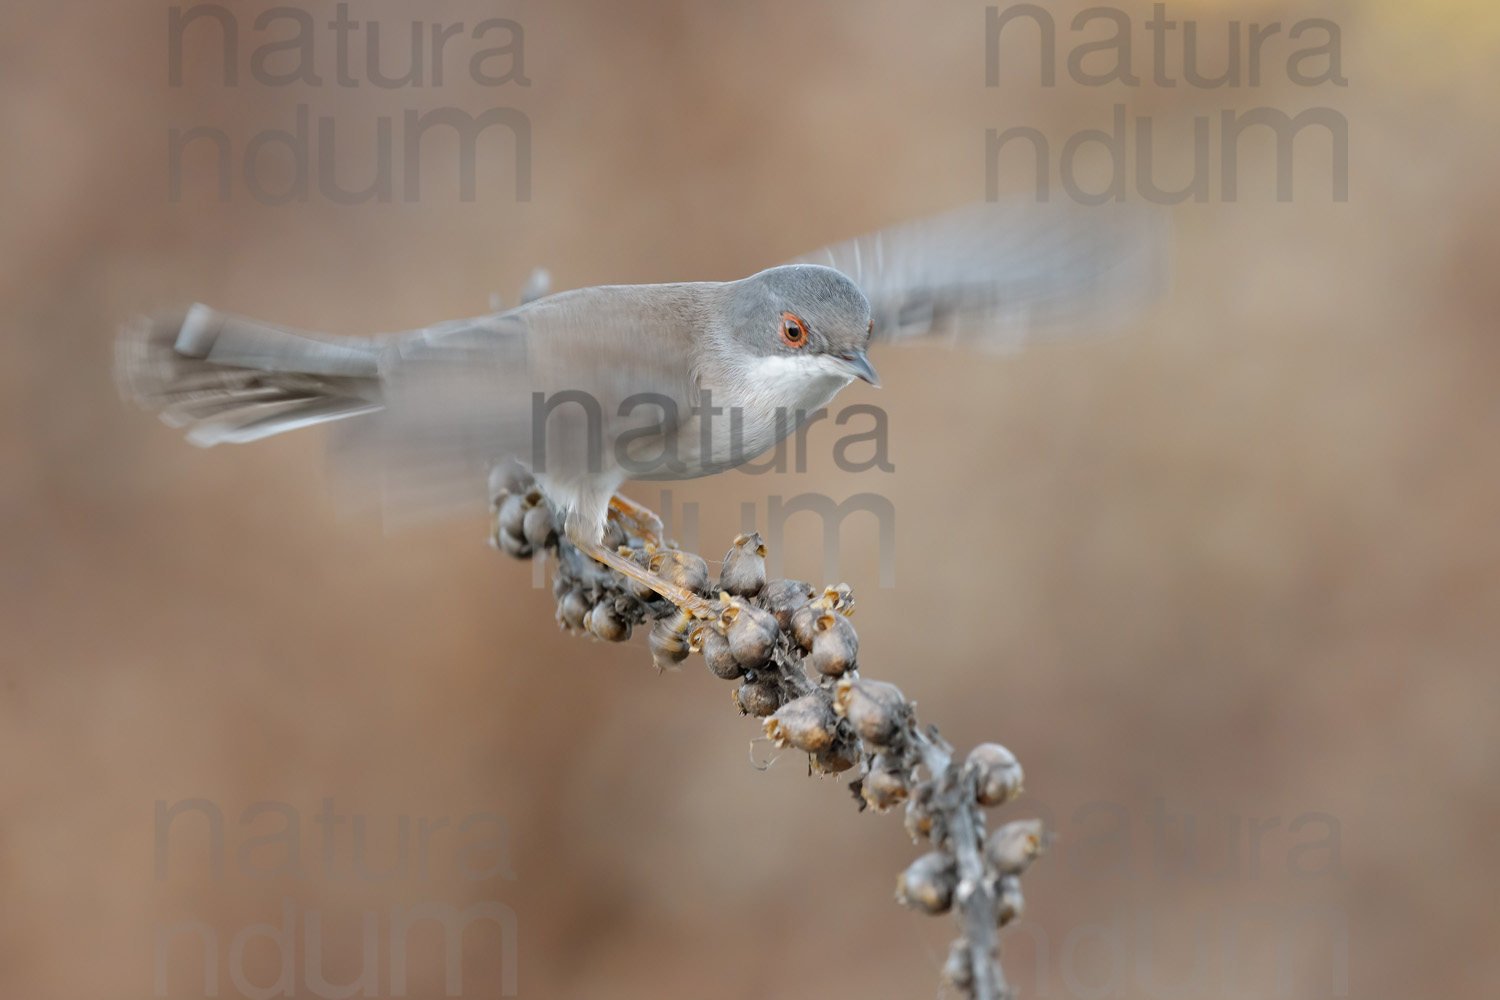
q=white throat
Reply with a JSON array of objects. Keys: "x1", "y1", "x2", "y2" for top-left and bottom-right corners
[
  {"x1": 733, "y1": 353, "x2": 853, "y2": 416},
  {"x1": 676, "y1": 352, "x2": 853, "y2": 475}
]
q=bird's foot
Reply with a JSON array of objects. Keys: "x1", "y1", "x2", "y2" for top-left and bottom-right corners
[
  {"x1": 575, "y1": 540, "x2": 716, "y2": 620},
  {"x1": 607, "y1": 492, "x2": 665, "y2": 549}
]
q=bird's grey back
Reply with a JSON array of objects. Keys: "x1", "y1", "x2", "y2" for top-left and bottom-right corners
[{"x1": 345, "y1": 281, "x2": 719, "y2": 519}]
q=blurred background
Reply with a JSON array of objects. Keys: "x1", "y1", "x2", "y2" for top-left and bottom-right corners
[{"x1": 3, "y1": 0, "x2": 1498, "y2": 997}]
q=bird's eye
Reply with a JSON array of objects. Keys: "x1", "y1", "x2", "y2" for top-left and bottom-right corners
[{"x1": 780, "y1": 312, "x2": 808, "y2": 348}]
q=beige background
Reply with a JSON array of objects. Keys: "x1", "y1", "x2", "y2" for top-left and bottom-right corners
[{"x1": 2, "y1": 1, "x2": 1497, "y2": 997}]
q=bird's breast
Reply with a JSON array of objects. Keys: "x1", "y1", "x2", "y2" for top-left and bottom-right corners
[
  {"x1": 623, "y1": 355, "x2": 852, "y2": 481},
  {"x1": 694, "y1": 356, "x2": 851, "y2": 474}
]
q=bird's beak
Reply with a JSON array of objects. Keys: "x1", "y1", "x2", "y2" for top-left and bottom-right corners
[{"x1": 839, "y1": 349, "x2": 881, "y2": 388}]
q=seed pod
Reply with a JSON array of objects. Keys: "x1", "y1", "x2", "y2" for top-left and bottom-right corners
[
  {"x1": 861, "y1": 757, "x2": 909, "y2": 811},
  {"x1": 496, "y1": 529, "x2": 532, "y2": 560},
  {"x1": 724, "y1": 600, "x2": 779, "y2": 670},
  {"x1": 650, "y1": 550, "x2": 710, "y2": 594},
  {"x1": 821, "y1": 582, "x2": 857, "y2": 617},
  {"x1": 984, "y1": 819, "x2": 1048, "y2": 876},
  {"x1": 623, "y1": 549, "x2": 659, "y2": 601},
  {"x1": 648, "y1": 619, "x2": 690, "y2": 670},
  {"x1": 997, "y1": 875, "x2": 1024, "y2": 926},
  {"x1": 488, "y1": 461, "x2": 531, "y2": 500},
  {"x1": 733, "y1": 678, "x2": 781, "y2": 717},
  {"x1": 719, "y1": 532, "x2": 767, "y2": 597},
  {"x1": 496, "y1": 492, "x2": 528, "y2": 540},
  {"x1": 764, "y1": 693, "x2": 839, "y2": 753},
  {"x1": 833, "y1": 677, "x2": 909, "y2": 750},
  {"x1": 941, "y1": 940, "x2": 975, "y2": 994},
  {"x1": 522, "y1": 502, "x2": 557, "y2": 549},
  {"x1": 809, "y1": 611, "x2": 859, "y2": 676},
  {"x1": 761, "y1": 579, "x2": 816, "y2": 630},
  {"x1": 966, "y1": 743, "x2": 1024, "y2": 807},
  {"x1": 905, "y1": 780, "x2": 938, "y2": 842},
  {"x1": 585, "y1": 602, "x2": 632, "y2": 642},
  {"x1": 813, "y1": 736, "x2": 860, "y2": 774},
  {"x1": 790, "y1": 597, "x2": 831, "y2": 650},
  {"x1": 558, "y1": 589, "x2": 592, "y2": 631},
  {"x1": 895, "y1": 851, "x2": 957, "y2": 915},
  {"x1": 692, "y1": 624, "x2": 744, "y2": 680}
]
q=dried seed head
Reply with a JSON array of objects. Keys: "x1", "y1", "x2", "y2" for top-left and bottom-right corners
[
  {"x1": 558, "y1": 589, "x2": 592, "y2": 631},
  {"x1": 495, "y1": 492, "x2": 528, "y2": 540},
  {"x1": 984, "y1": 819, "x2": 1049, "y2": 876},
  {"x1": 692, "y1": 624, "x2": 745, "y2": 680},
  {"x1": 895, "y1": 851, "x2": 957, "y2": 915},
  {"x1": 763, "y1": 693, "x2": 839, "y2": 753},
  {"x1": 966, "y1": 743, "x2": 1024, "y2": 807},
  {"x1": 860, "y1": 757, "x2": 909, "y2": 811},
  {"x1": 733, "y1": 677, "x2": 781, "y2": 717},
  {"x1": 813, "y1": 736, "x2": 860, "y2": 774},
  {"x1": 623, "y1": 549, "x2": 659, "y2": 601},
  {"x1": 997, "y1": 875, "x2": 1024, "y2": 927},
  {"x1": 648, "y1": 618, "x2": 690, "y2": 670},
  {"x1": 941, "y1": 940, "x2": 976, "y2": 994},
  {"x1": 905, "y1": 780, "x2": 938, "y2": 842},
  {"x1": 522, "y1": 502, "x2": 557, "y2": 550},
  {"x1": 719, "y1": 532, "x2": 768, "y2": 597},
  {"x1": 496, "y1": 528, "x2": 532, "y2": 560},
  {"x1": 649, "y1": 550, "x2": 710, "y2": 594},
  {"x1": 585, "y1": 602, "x2": 632, "y2": 643},
  {"x1": 488, "y1": 461, "x2": 531, "y2": 501},
  {"x1": 760, "y1": 578, "x2": 816, "y2": 629},
  {"x1": 790, "y1": 596, "x2": 831, "y2": 650},
  {"x1": 809, "y1": 611, "x2": 859, "y2": 676},
  {"x1": 724, "y1": 600, "x2": 779, "y2": 670},
  {"x1": 821, "y1": 583, "x2": 856, "y2": 617},
  {"x1": 833, "y1": 677, "x2": 909, "y2": 750}
]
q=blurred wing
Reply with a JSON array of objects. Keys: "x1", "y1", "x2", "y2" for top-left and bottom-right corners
[
  {"x1": 788, "y1": 200, "x2": 1169, "y2": 352},
  {"x1": 335, "y1": 284, "x2": 704, "y2": 521}
]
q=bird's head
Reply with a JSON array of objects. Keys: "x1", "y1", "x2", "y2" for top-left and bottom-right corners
[{"x1": 723, "y1": 264, "x2": 880, "y2": 389}]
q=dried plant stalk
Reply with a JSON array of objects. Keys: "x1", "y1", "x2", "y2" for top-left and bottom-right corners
[{"x1": 491, "y1": 471, "x2": 1048, "y2": 999}]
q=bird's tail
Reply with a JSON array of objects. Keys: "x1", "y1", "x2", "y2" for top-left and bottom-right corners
[{"x1": 115, "y1": 304, "x2": 385, "y2": 447}]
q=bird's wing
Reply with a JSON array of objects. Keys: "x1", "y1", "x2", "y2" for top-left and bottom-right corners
[
  {"x1": 786, "y1": 200, "x2": 1169, "y2": 352},
  {"x1": 330, "y1": 283, "x2": 709, "y2": 521}
]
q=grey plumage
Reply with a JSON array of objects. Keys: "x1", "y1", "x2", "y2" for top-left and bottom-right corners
[
  {"x1": 114, "y1": 304, "x2": 383, "y2": 447},
  {"x1": 116, "y1": 199, "x2": 1168, "y2": 542}
]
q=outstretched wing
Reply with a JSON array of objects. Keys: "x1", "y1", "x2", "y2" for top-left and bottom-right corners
[
  {"x1": 786, "y1": 200, "x2": 1169, "y2": 352},
  {"x1": 334, "y1": 283, "x2": 708, "y2": 520}
]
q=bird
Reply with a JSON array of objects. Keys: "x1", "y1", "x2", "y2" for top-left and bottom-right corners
[{"x1": 116, "y1": 200, "x2": 1166, "y2": 617}]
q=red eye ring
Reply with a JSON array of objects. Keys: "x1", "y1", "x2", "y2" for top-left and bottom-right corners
[{"x1": 780, "y1": 312, "x2": 808, "y2": 348}]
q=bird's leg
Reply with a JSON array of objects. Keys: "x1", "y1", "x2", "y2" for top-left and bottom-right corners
[
  {"x1": 567, "y1": 494, "x2": 714, "y2": 619},
  {"x1": 607, "y1": 492, "x2": 665, "y2": 549},
  {"x1": 572, "y1": 539, "x2": 717, "y2": 620}
]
